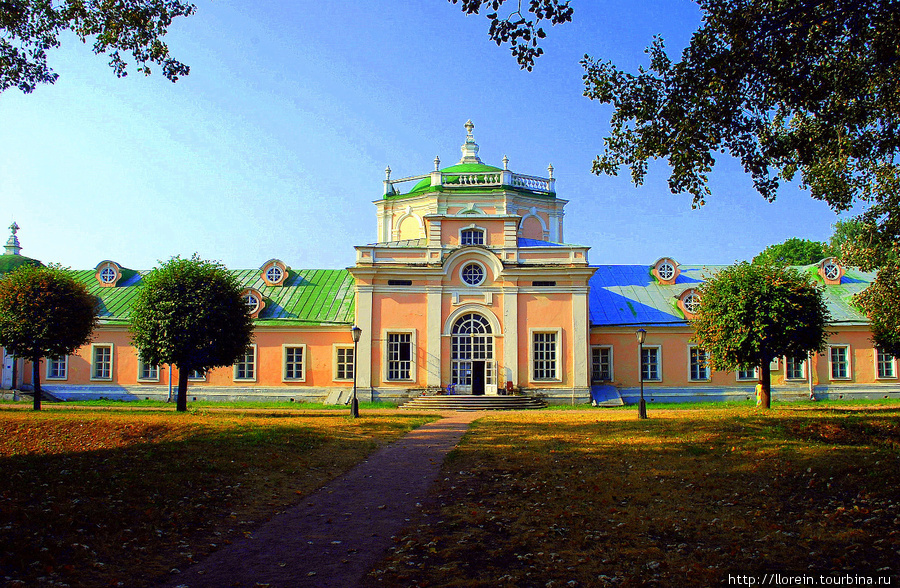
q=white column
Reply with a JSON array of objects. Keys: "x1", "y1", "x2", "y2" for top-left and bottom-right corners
[
  {"x1": 426, "y1": 287, "x2": 442, "y2": 387},
  {"x1": 572, "y1": 290, "x2": 590, "y2": 389},
  {"x1": 502, "y1": 290, "x2": 519, "y2": 386},
  {"x1": 356, "y1": 286, "x2": 374, "y2": 391}
]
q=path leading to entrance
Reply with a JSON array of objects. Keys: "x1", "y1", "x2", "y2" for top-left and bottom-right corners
[{"x1": 158, "y1": 411, "x2": 482, "y2": 588}]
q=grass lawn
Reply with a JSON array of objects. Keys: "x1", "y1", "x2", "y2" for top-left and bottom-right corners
[
  {"x1": 0, "y1": 405, "x2": 435, "y2": 588},
  {"x1": 365, "y1": 404, "x2": 900, "y2": 587}
]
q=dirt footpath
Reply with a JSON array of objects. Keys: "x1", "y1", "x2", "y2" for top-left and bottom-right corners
[{"x1": 157, "y1": 411, "x2": 482, "y2": 588}]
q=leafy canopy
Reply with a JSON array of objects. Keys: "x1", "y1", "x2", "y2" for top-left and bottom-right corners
[
  {"x1": 130, "y1": 255, "x2": 253, "y2": 374},
  {"x1": 581, "y1": 0, "x2": 899, "y2": 234},
  {"x1": 691, "y1": 262, "x2": 830, "y2": 372},
  {"x1": 1, "y1": 0, "x2": 196, "y2": 93},
  {"x1": 0, "y1": 264, "x2": 98, "y2": 362},
  {"x1": 449, "y1": 0, "x2": 573, "y2": 71},
  {"x1": 752, "y1": 238, "x2": 836, "y2": 267}
]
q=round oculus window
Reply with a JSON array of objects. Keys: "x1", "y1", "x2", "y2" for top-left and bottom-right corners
[
  {"x1": 99, "y1": 266, "x2": 117, "y2": 284},
  {"x1": 657, "y1": 261, "x2": 675, "y2": 281},
  {"x1": 823, "y1": 262, "x2": 840, "y2": 281},
  {"x1": 683, "y1": 293, "x2": 700, "y2": 314},
  {"x1": 266, "y1": 265, "x2": 283, "y2": 284},
  {"x1": 461, "y1": 262, "x2": 485, "y2": 286},
  {"x1": 244, "y1": 293, "x2": 260, "y2": 314}
]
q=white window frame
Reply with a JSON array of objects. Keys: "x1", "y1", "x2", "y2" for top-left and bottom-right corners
[
  {"x1": 460, "y1": 260, "x2": 487, "y2": 287},
  {"x1": 282, "y1": 344, "x2": 307, "y2": 382},
  {"x1": 265, "y1": 264, "x2": 284, "y2": 285},
  {"x1": 591, "y1": 345, "x2": 613, "y2": 382},
  {"x1": 233, "y1": 345, "x2": 257, "y2": 382},
  {"x1": 829, "y1": 345, "x2": 851, "y2": 380},
  {"x1": 187, "y1": 368, "x2": 206, "y2": 381},
  {"x1": 334, "y1": 344, "x2": 355, "y2": 382},
  {"x1": 244, "y1": 292, "x2": 261, "y2": 315},
  {"x1": 736, "y1": 366, "x2": 759, "y2": 381},
  {"x1": 784, "y1": 356, "x2": 806, "y2": 380},
  {"x1": 823, "y1": 261, "x2": 840, "y2": 281},
  {"x1": 688, "y1": 346, "x2": 711, "y2": 382},
  {"x1": 46, "y1": 356, "x2": 68, "y2": 381},
  {"x1": 876, "y1": 349, "x2": 897, "y2": 380},
  {"x1": 530, "y1": 328, "x2": 562, "y2": 383},
  {"x1": 137, "y1": 359, "x2": 159, "y2": 382},
  {"x1": 657, "y1": 261, "x2": 675, "y2": 281},
  {"x1": 98, "y1": 263, "x2": 118, "y2": 284},
  {"x1": 384, "y1": 330, "x2": 416, "y2": 382},
  {"x1": 641, "y1": 345, "x2": 662, "y2": 382},
  {"x1": 460, "y1": 226, "x2": 486, "y2": 246},
  {"x1": 91, "y1": 344, "x2": 113, "y2": 381}
]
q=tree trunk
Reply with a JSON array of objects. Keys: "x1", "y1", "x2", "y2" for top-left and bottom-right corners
[
  {"x1": 32, "y1": 359, "x2": 41, "y2": 411},
  {"x1": 759, "y1": 360, "x2": 772, "y2": 409},
  {"x1": 176, "y1": 367, "x2": 189, "y2": 412}
]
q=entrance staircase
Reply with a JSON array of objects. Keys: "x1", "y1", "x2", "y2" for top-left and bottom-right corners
[{"x1": 400, "y1": 394, "x2": 547, "y2": 411}]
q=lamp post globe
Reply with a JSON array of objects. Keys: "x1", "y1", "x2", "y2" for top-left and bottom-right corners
[
  {"x1": 636, "y1": 328, "x2": 648, "y2": 420},
  {"x1": 350, "y1": 325, "x2": 362, "y2": 418}
]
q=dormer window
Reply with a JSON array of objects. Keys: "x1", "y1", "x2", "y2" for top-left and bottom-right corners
[
  {"x1": 461, "y1": 228, "x2": 485, "y2": 246},
  {"x1": 241, "y1": 288, "x2": 264, "y2": 317},
  {"x1": 652, "y1": 257, "x2": 680, "y2": 285},
  {"x1": 818, "y1": 257, "x2": 843, "y2": 285},
  {"x1": 679, "y1": 289, "x2": 701, "y2": 317},
  {"x1": 260, "y1": 259, "x2": 288, "y2": 286},
  {"x1": 94, "y1": 261, "x2": 122, "y2": 287}
]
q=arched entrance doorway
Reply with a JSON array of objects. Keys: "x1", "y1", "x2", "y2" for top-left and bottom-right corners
[{"x1": 451, "y1": 313, "x2": 496, "y2": 395}]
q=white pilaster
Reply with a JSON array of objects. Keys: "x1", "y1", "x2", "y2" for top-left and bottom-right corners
[
  {"x1": 572, "y1": 290, "x2": 589, "y2": 389},
  {"x1": 426, "y1": 287, "x2": 442, "y2": 387},
  {"x1": 502, "y1": 290, "x2": 519, "y2": 386},
  {"x1": 356, "y1": 286, "x2": 374, "y2": 389}
]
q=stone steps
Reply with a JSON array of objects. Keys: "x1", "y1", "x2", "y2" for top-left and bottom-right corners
[{"x1": 400, "y1": 394, "x2": 547, "y2": 411}]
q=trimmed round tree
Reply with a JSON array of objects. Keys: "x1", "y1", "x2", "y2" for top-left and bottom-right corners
[
  {"x1": 0, "y1": 265, "x2": 98, "y2": 410},
  {"x1": 130, "y1": 255, "x2": 254, "y2": 412},
  {"x1": 690, "y1": 262, "x2": 830, "y2": 408}
]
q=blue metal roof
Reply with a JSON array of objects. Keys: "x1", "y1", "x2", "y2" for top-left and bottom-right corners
[{"x1": 588, "y1": 264, "x2": 875, "y2": 328}]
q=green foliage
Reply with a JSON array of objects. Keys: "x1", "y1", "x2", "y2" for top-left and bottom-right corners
[
  {"x1": 581, "y1": 0, "x2": 899, "y2": 230},
  {"x1": 752, "y1": 238, "x2": 835, "y2": 266},
  {"x1": 130, "y1": 254, "x2": 253, "y2": 375},
  {"x1": 1, "y1": 0, "x2": 196, "y2": 93},
  {"x1": 0, "y1": 264, "x2": 97, "y2": 362},
  {"x1": 450, "y1": 0, "x2": 572, "y2": 71},
  {"x1": 691, "y1": 262, "x2": 830, "y2": 382}
]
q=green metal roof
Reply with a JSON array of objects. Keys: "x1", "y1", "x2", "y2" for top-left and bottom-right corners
[
  {"x1": 68, "y1": 267, "x2": 356, "y2": 327},
  {"x1": 0, "y1": 254, "x2": 42, "y2": 275}
]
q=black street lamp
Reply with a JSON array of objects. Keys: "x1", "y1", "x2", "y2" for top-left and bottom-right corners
[
  {"x1": 350, "y1": 325, "x2": 362, "y2": 418},
  {"x1": 636, "y1": 328, "x2": 648, "y2": 420}
]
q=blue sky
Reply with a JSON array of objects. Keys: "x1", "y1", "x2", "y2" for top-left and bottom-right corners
[{"x1": 0, "y1": 0, "x2": 852, "y2": 271}]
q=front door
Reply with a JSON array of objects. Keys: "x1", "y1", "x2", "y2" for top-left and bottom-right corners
[{"x1": 451, "y1": 313, "x2": 496, "y2": 394}]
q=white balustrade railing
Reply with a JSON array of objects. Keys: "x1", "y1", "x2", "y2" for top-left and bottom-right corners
[{"x1": 385, "y1": 170, "x2": 553, "y2": 195}]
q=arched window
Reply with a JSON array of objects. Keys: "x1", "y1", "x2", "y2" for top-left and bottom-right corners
[
  {"x1": 658, "y1": 261, "x2": 675, "y2": 281},
  {"x1": 823, "y1": 261, "x2": 840, "y2": 281},
  {"x1": 683, "y1": 292, "x2": 701, "y2": 314},
  {"x1": 99, "y1": 266, "x2": 117, "y2": 284},
  {"x1": 452, "y1": 313, "x2": 492, "y2": 335}
]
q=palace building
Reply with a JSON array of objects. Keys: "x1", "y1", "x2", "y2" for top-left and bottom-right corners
[{"x1": 1, "y1": 123, "x2": 897, "y2": 405}]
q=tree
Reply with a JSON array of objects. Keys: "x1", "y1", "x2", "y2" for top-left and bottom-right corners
[
  {"x1": 129, "y1": 255, "x2": 253, "y2": 412},
  {"x1": 0, "y1": 265, "x2": 98, "y2": 410},
  {"x1": 449, "y1": 0, "x2": 573, "y2": 71},
  {"x1": 690, "y1": 262, "x2": 830, "y2": 409},
  {"x1": 1, "y1": 0, "x2": 196, "y2": 94},
  {"x1": 752, "y1": 238, "x2": 835, "y2": 266},
  {"x1": 580, "y1": 0, "x2": 899, "y2": 238}
]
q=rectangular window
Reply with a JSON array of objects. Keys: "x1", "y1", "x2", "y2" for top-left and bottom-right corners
[
  {"x1": 877, "y1": 349, "x2": 896, "y2": 379},
  {"x1": 737, "y1": 366, "x2": 759, "y2": 381},
  {"x1": 283, "y1": 345, "x2": 305, "y2": 381},
  {"x1": 591, "y1": 346, "x2": 613, "y2": 382},
  {"x1": 785, "y1": 356, "x2": 806, "y2": 380},
  {"x1": 387, "y1": 333, "x2": 412, "y2": 380},
  {"x1": 335, "y1": 346, "x2": 354, "y2": 381},
  {"x1": 532, "y1": 332, "x2": 558, "y2": 381},
  {"x1": 829, "y1": 346, "x2": 851, "y2": 380},
  {"x1": 188, "y1": 369, "x2": 206, "y2": 381},
  {"x1": 689, "y1": 346, "x2": 710, "y2": 381},
  {"x1": 138, "y1": 360, "x2": 159, "y2": 382},
  {"x1": 532, "y1": 281, "x2": 557, "y2": 287},
  {"x1": 91, "y1": 345, "x2": 113, "y2": 380},
  {"x1": 47, "y1": 356, "x2": 67, "y2": 380},
  {"x1": 234, "y1": 346, "x2": 256, "y2": 381},
  {"x1": 460, "y1": 228, "x2": 484, "y2": 246},
  {"x1": 641, "y1": 346, "x2": 661, "y2": 382}
]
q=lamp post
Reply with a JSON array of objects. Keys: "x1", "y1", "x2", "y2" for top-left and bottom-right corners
[
  {"x1": 636, "y1": 328, "x2": 648, "y2": 420},
  {"x1": 350, "y1": 325, "x2": 362, "y2": 418}
]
